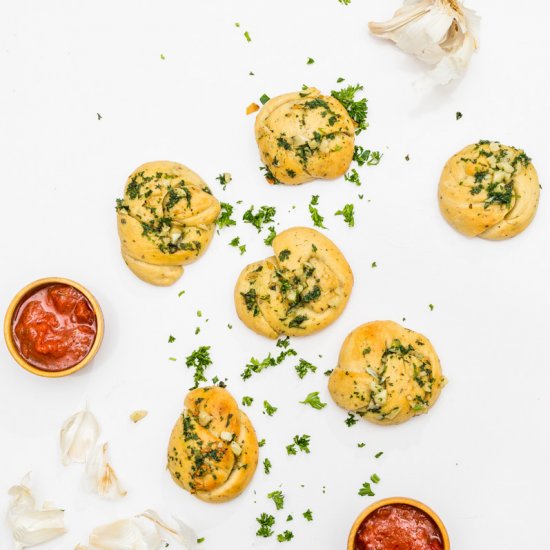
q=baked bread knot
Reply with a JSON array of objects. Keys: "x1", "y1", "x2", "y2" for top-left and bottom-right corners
[
  {"x1": 439, "y1": 141, "x2": 540, "y2": 240},
  {"x1": 235, "y1": 227, "x2": 353, "y2": 338},
  {"x1": 116, "y1": 161, "x2": 221, "y2": 286},
  {"x1": 167, "y1": 386, "x2": 258, "y2": 503},
  {"x1": 329, "y1": 321, "x2": 446, "y2": 425},
  {"x1": 255, "y1": 88, "x2": 356, "y2": 185}
]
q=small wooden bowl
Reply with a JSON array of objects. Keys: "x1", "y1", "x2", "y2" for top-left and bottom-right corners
[
  {"x1": 347, "y1": 497, "x2": 450, "y2": 549},
  {"x1": 3, "y1": 277, "x2": 104, "y2": 378}
]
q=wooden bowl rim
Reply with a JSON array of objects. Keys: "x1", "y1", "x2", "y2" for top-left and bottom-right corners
[
  {"x1": 347, "y1": 496, "x2": 450, "y2": 550},
  {"x1": 3, "y1": 277, "x2": 104, "y2": 378}
]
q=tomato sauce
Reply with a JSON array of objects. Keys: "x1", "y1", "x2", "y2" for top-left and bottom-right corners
[
  {"x1": 12, "y1": 284, "x2": 97, "y2": 372},
  {"x1": 355, "y1": 504, "x2": 444, "y2": 550}
]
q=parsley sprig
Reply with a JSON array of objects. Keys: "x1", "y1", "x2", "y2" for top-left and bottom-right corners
[
  {"x1": 185, "y1": 346, "x2": 212, "y2": 389},
  {"x1": 331, "y1": 84, "x2": 367, "y2": 134},
  {"x1": 300, "y1": 392, "x2": 327, "y2": 410},
  {"x1": 286, "y1": 434, "x2": 311, "y2": 455}
]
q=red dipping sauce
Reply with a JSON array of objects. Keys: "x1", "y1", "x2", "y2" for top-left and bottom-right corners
[
  {"x1": 355, "y1": 504, "x2": 444, "y2": 550},
  {"x1": 12, "y1": 284, "x2": 97, "y2": 372}
]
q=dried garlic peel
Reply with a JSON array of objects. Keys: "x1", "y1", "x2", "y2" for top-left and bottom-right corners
[
  {"x1": 60, "y1": 408, "x2": 100, "y2": 465},
  {"x1": 369, "y1": 0, "x2": 480, "y2": 87},
  {"x1": 83, "y1": 510, "x2": 197, "y2": 550},
  {"x1": 85, "y1": 442, "x2": 127, "y2": 499},
  {"x1": 7, "y1": 475, "x2": 66, "y2": 549}
]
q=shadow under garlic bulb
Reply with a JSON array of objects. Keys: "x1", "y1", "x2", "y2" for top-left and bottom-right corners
[
  {"x1": 167, "y1": 386, "x2": 258, "y2": 503},
  {"x1": 329, "y1": 321, "x2": 446, "y2": 425},
  {"x1": 255, "y1": 88, "x2": 356, "y2": 185},
  {"x1": 235, "y1": 227, "x2": 354, "y2": 338},
  {"x1": 116, "y1": 161, "x2": 221, "y2": 286},
  {"x1": 438, "y1": 141, "x2": 540, "y2": 240}
]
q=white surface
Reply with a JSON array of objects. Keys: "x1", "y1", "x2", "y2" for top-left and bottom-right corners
[{"x1": 1, "y1": 0, "x2": 549, "y2": 548}]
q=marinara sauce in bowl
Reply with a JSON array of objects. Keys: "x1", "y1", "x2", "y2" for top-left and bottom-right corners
[
  {"x1": 4, "y1": 278, "x2": 104, "y2": 377},
  {"x1": 348, "y1": 498, "x2": 450, "y2": 550}
]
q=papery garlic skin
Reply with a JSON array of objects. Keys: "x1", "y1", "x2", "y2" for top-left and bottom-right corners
[
  {"x1": 85, "y1": 442, "x2": 127, "y2": 499},
  {"x1": 60, "y1": 408, "x2": 100, "y2": 465},
  {"x1": 138, "y1": 510, "x2": 198, "y2": 549},
  {"x1": 83, "y1": 511, "x2": 197, "y2": 550},
  {"x1": 369, "y1": 0, "x2": 480, "y2": 86},
  {"x1": 88, "y1": 518, "x2": 161, "y2": 550},
  {"x1": 7, "y1": 475, "x2": 67, "y2": 550}
]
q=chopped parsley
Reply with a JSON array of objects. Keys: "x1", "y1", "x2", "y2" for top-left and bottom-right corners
[
  {"x1": 242, "y1": 396, "x2": 254, "y2": 407},
  {"x1": 178, "y1": 289, "x2": 186, "y2": 297},
  {"x1": 300, "y1": 392, "x2": 327, "y2": 410},
  {"x1": 185, "y1": 346, "x2": 212, "y2": 389},
  {"x1": 303, "y1": 509, "x2": 313, "y2": 521},
  {"x1": 260, "y1": 164, "x2": 281, "y2": 185},
  {"x1": 244, "y1": 31, "x2": 252, "y2": 42},
  {"x1": 456, "y1": 111, "x2": 463, "y2": 120},
  {"x1": 357, "y1": 442, "x2": 366, "y2": 448},
  {"x1": 168, "y1": 335, "x2": 176, "y2": 343},
  {"x1": 371, "y1": 261, "x2": 377, "y2": 268},
  {"x1": 263, "y1": 458, "x2": 272, "y2": 474},
  {"x1": 344, "y1": 168, "x2": 361, "y2": 186},
  {"x1": 264, "y1": 226, "x2": 277, "y2": 245},
  {"x1": 229, "y1": 236, "x2": 246, "y2": 255},
  {"x1": 243, "y1": 205, "x2": 276, "y2": 232},
  {"x1": 286, "y1": 434, "x2": 311, "y2": 455},
  {"x1": 217, "y1": 202, "x2": 236, "y2": 229},
  {"x1": 309, "y1": 195, "x2": 327, "y2": 228},
  {"x1": 306, "y1": 57, "x2": 315, "y2": 65},
  {"x1": 335, "y1": 203, "x2": 355, "y2": 227},
  {"x1": 375, "y1": 451, "x2": 384, "y2": 459},
  {"x1": 278, "y1": 249, "x2": 291, "y2": 261},
  {"x1": 263, "y1": 400, "x2": 278, "y2": 416},
  {"x1": 256, "y1": 513, "x2": 275, "y2": 538},
  {"x1": 358, "y1": 482, "x2": 375, "y2": 497},
  {"x1": 331, "y1": 84, "x2": 367, "y2": 134},
  {"x1": 260, "y1": 93, "x2": 270, "y2": 105},
  {"x1": 277, "y1": 531, "x2": 294, "y2": 542},
  {"x1": 267, "y1": 490, "x2": 285, "y2": 510},
  {"x1": 216, "y1": 172, "x2": 232, "y2": 190},
  {"x1": 295, "y1": 359, "x2": 317, "y2": 379},
  {"x1": 429, "y1": 304, "x2": 434, "y2": 311},
  {"x1": 338, "y1": 0, "x2": 351, "y2": 4},
  {"x1": 241, "y1": 339, "x2": 297, "y2": 380},
  {"x1": 288, "y1": 315, "x2": 308, "y2": 328},
  {"x1": 371, "y1": 473, "x2": 381, "y2": 484},
  {"x1": 353, "y1": 146, "x2": 382, "y2": 166},
  {"x1": 345, "y1": 412, "x2": 359, "y2": 427}
]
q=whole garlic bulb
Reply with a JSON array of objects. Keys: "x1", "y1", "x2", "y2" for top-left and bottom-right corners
[{"x1": 369, "y1": 0, "x2": 480, "y2": 87}]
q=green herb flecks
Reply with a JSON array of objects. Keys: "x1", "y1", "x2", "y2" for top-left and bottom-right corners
[
  {"x1": 331, "y1": 84, "x2": 367, "y2": 134},
  {"x1": 300, "y1": 392, "x2": 327, "y2": 410},
  {"x1": 185, "y1": 346, "x2": 212, "y2": 389},
  {"x1": 335, "y1": 203, "x2": 355, "y2": 227}
]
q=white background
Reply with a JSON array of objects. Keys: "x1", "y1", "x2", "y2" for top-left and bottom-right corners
[{"x1": 1, "y1": 1, "x2": 549, "y2": 548}]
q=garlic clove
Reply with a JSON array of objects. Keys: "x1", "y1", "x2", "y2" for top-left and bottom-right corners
[
  {"x1": 220, "y1": 431, "x2": 234, "y2": 442},
  {"x1": 7, "y1": 475, "x2": 67, "y2": 549},
  {"x1": 60, "y1": 408, "x2": 100, "y2": 465},
  {"x1": 85, "y1": 442, "x2": 127, "y2": 499},
  {"x1": 369, "y1": 0, "x2": 480, "y2": 87}
]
